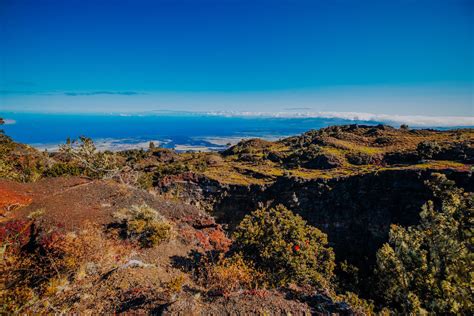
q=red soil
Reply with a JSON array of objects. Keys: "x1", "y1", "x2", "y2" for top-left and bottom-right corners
[{"x1": 0, "y1": 183, "x2": 32, "y2": 217}]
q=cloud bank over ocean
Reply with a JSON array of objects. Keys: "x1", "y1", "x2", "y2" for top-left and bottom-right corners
[
  {"x1": 4, "y1": 111, "x2": 471, "y2": 128},
  {"x1": 107, "y1": 110, "x2": 472, "y2": 128},
  {"x1": 202, "y1": 111, "x2": 474, "y2": 127}
]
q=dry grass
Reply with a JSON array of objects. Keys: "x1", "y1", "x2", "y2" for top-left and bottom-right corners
[{"x1": 196, "y1": 253, "x2": 261, "y2": 295}]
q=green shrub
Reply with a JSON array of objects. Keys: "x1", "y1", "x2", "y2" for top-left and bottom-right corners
[
  {"x1": 0, "y1": 159, "x2": 20, "y2": 180},
  {"x1": 43, "y1": 163, "x2": 83, "y2": 177},
  {"x1": 416, "y1": 140, "x2": 441, "y2": 159},
  {"x1": 113, "y1": 204, "x2": 172, "y2": 248},
  {"x1": 0, "y1": 132, "x2": 48, "y2": 182},
  {"x1": 346, "y1": 152, "x2": 378, "y2": 165},
  {"x1": 285, "y1": 144, "x2": 323, "y2": 167},
  {"x1": 233, "y1": 204, "x2": 335, "y2": 288},
  {"x1": 338, "y1": 291, "x2": 376, "y2": 316},
  {"x1": 120, "y1": 149, "x2": 148, "y2": 164},
  {"x1": 152, "y1": 163, "x2": 189, "y2": 183},
  {"x1": 336, "y1": 260, "x2": 361, "y2": 294},
  {"x1": 375, "y1": 174, "x2": 473, "y2": 314},
  {"x1": 137, "y1": 172, "x2": 154, "y2": 190}
]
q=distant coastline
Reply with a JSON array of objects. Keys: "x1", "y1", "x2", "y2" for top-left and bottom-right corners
[{"x1": 2, "y1": 112, "x2": 473, "y2": 152}]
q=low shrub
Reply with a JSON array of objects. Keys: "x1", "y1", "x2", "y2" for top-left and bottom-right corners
[
  {"x1": 284, "y1": 144, "x2": 325, "y2": 168},
  {"x1": 383, "y1": 151, "x2": 420, "y2": 165},
  {"x1": 193, "y1": 252, "x2": 261, "y2": 295},
  {"x1": 233, "y1": 204, "x2": 335, "y2": 288},
  {"x1": 304, "y1": 153, "x2": 343, "y2": 169},
  {"x1": 335, "y1": 260, "x2": 360, "y2": 294},
  {"x1": 0, "y1": 159, "x2": 19, "y2": 180},
  {"x1": 120, "y1": 148, "x2": 148, "y2": 164},
  {"x1": 164, "y1": 275, "x2": 186, "y2": 295},
  {"x1": 43, "y1": 163, "x2": 83, "y2": 177},
  {"x1": 338, "y1": 291, "x2": 376, "y2": 316},
  {"x1": 416, "y1": 140, "x2": 441, "y2": 159},
  {"x1": 113, "y1": 204, "x2": 173, "y2": 248},
  {"x1": 0, "y1": 220, "x2": 69, "y2": 311},
  {"x1": 205, "y1": 154, "x2": 224, "y2": 166},
  {"x1": 374, "y1": 136, "x2": 392, "y2": 145},
  {"x1": 136, "y1": 172, "x2": 154, "y2": 190},
  {"x1": 0, "y1": 218, "x2": 130, "y2": 314},
  {"x1": 152, "y1": 163, "x2": 189, "y2": 183},
  {"x1": 0, "y1": 144, "x2": 48, "y2": 182},
  {"x1": 346, "y1": 152, "x2": 379, "y2": 165},
  {"x1": 205, "y1": 253, "x2": 260, "y2": 294}
]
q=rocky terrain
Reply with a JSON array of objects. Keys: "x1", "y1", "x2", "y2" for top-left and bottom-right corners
[{"x1": 1, "y1": 122, "x2": 472, "y2": 314}]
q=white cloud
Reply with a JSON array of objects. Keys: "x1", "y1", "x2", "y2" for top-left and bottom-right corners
[
  {"x1": 3, "y1": 119, "x2": 16, "y2": 125},
  {"x1": 204, "y1": 111, "x2": 474, "y2": 127}
]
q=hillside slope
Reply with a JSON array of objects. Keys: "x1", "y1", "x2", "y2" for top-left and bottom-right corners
[{"x1": 1, "y1": 123, "x2": 473, "y2": 314}]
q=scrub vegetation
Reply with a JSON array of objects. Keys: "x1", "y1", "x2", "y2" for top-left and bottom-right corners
[{"x1": 1, "y1": 118, "x2": 472, "y2": 314}]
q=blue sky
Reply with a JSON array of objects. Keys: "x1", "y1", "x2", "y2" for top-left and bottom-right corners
[{"x1": 0, "y1": 0, "x2": 472, "y2": 116}]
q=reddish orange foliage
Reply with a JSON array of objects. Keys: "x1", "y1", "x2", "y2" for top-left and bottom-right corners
[
  {"x1": 207, "y1": 228, "x2": 232, "y2": 252},
  {"x1": 194, "y1": 228, "x2": 231, "y2": 252}
]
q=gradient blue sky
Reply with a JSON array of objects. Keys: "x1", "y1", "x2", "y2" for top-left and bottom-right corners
[{"x1": 0, "y1": 0, "x2": 473, "y2": 116}]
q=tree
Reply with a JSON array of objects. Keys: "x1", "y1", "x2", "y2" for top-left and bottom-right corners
[
  {"x1": 59, "y1": 136, "x2": 119, "y2": 179},
  {"x1": 375, "y1": 174, "x2": 473, "y2": 314},
  {"x1": 233, "y1": 204, "x2": 335, "y2": 288}
]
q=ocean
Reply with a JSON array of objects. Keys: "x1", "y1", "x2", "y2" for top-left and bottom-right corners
[{"x1": 0, "y1": 112, "x2": 409, "y2": 151}]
